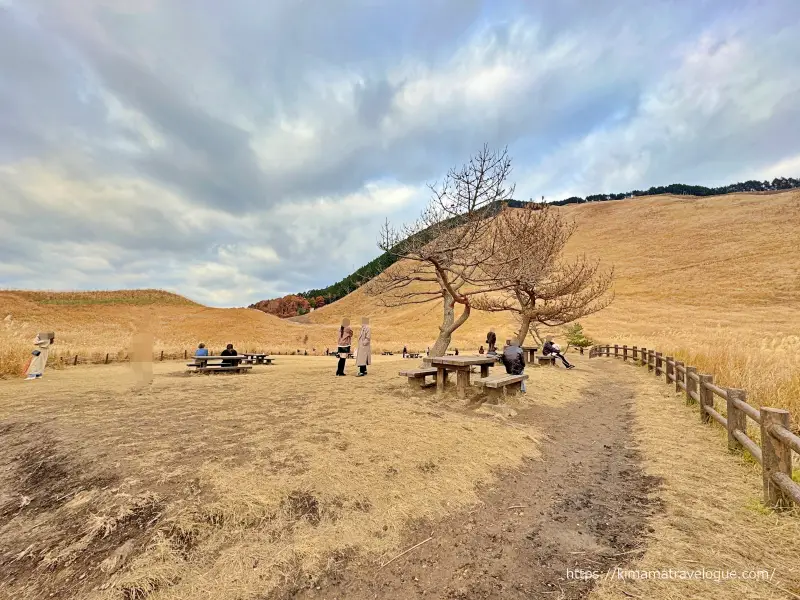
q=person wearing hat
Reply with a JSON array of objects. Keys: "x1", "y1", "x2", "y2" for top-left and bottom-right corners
[{"x1": 25, "y1": 332, "x2": 55, "y2": 380}]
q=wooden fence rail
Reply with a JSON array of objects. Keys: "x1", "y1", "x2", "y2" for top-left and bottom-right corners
[{"x1": 590, "y1": 344, "x2": 800, "y2": 508}]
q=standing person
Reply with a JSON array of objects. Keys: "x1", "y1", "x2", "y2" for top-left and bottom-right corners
[
  {"x1": 500, "y1": 338, "x2": 527, "y2": 392},
  {"x1": 543, "y1": 336, "x2": 575, "y2": 369},
  {"x1": 426, "y1": 346, "x2": 430, "y2": 356},
  {"x1": 221, "y1": 343, "x2": 239, "y2": 367},
  {"x1": 402, "y1": 345, "x2": 408, "y2": 358},
  {"x1": 454, "y1": 348, "x2": 459, "y2": 356},
  {"x1": 356, "y1": 317, "x2": 372, "y2": 377},
  {"x1": 486, "y1": 329, "x2": 497, "y2": 354},
  {"x1": 335, "y1": 318, "x2": 353, "y2": 376},
  {"x1": 24, "y1": 332, "x2": 54, "y2": 380},
  {"x1": 195, "y1": 343, "x2": 209, "y2": 357}
]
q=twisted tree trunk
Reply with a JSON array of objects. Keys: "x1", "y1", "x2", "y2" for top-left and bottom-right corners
[{"x1": 430, "y1": 291, "x2": 470, "y2": 357}]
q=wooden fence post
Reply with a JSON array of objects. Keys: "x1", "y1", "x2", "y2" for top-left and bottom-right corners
[
  {"x1": 606, "y1": 344, "x2": 611, "y2": 356},
  {"x1": 665, "y1": 356, "x2": 674, "y2": 383},
  {"x1": 160, "y1": 350, "x2": 164, "y2": 361},
  {"x1": 655, "y1": 352, "x2": 662, "y2": 376},
  {"x1": 640, "y1": 347, "x2": 647, "y2": 367},
  {"x1": 647, "y1": 350, "x2": 655, "y2": 373},
  {"x1": 698, "y1": 374, "x2": 714, "y2": 423},
  {"x1": 623, "y1": 345, "x2": 628, "y2": 361},
  {"x1": 760, "y1": 407, "x2": 793, "y2": 508},
  {"x1": 614, "y1": 344, "x2": 619, "y2": 358},
  {"x1": 184, "y1": 349, "x2": 188, "y2": 359},
  {"x1": 675, "y1": 361, "x2": 684, "y2": 392},
  {"x1": 73, "y1": 355, "x2": 78, "y2": 366},
  {"x1": 632, "y1": 346, "x2": 638, "y2": 361},
  {"x1": 726, "y1": 388, "x2": 747, "y2": 452},
  {"x1": 105, "y1": 353, "x2": 109, "y2": 364},
  {"x1": 685, "y1": 366, "x2": 697, "y2": 404}
]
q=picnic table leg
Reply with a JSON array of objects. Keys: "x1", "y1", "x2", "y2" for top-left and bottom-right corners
[
  {"x1": 436, "y1": 367, "x2": 446, "y2": 394},
  {"x1": 456, "y1": 368, "x2": 469, "y2": 399},
  {"x1": 480, "y1": 364, "x2": 490, "y2": 377}
]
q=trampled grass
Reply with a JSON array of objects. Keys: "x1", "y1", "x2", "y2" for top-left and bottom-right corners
[{"x1": 0, "y1": 356, "x2": 542, "y2": 599}]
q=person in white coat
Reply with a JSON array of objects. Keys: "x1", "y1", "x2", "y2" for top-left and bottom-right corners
[
  {"x1": 25, "y1": 332, "x2": 54, "y2": 380},
  {"x1": 356, "y1": 317, "x2": 372, "y2": 376}
]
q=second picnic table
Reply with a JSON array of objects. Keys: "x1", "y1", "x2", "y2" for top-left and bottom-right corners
[{"x1": 427, "y1": 355, "x2": 499, "y2": 398}]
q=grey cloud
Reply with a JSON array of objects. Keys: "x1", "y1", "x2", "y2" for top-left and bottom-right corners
[{"x1": 2, "y1": 0, "x2": 800, "y2": 304}]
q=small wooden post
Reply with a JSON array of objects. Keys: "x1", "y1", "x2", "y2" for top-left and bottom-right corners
[
  {"x1": 665, "y1": 356, "x2": 674, "y2": 383},
  {"x1": 184, "y1": 349, "x2": 188, "y2": 359},
  {"x1": 685, "y1": 366, "x2": 697, "y2": 404},
  {"x1": 614, "y1": 344, "x2": 619, "y2": 358},
  {"x1": 160, "y1": 350, "x2": 164, "y2": 361},
  {"x1": 632, "y1": 346, "x2": 638, "y2": 361},
  {"x1": 698, "y1": 374, "x2": 713, "y2": 423},
  {"x1": 760, "y1": 407, "x2": 793, "y2": 507},
  {"x1": 105, "y1": 353, "x2": 109, "y2": 364},
  {"x1": 640, "y1": 347, "x2": 647, "y2": 367},
  {"x1": 623, "y1": 345, "x2": 628, "y2": 361},
  {"x1": 647, "y1": 350, "x2": 655, "y2": 373},
  {"x1": 73, "y1": 354, "x2": 78, "y2": 366},
  {"x1": 726, "y1": 388, "x2": 747, "y2": 452},
  {"x1": 654, "y1": 352, "x2": 662, "y2": 376},
  {"x1": 674, "y1": 361, "x2": 684, "y2": 392}
]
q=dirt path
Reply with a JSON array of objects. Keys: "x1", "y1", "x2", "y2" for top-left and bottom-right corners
[{"x1": 295, "y1": 368, "x2": 663, "y2": 600}]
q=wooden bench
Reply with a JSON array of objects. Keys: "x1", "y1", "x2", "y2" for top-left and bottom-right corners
[
  {"x1": 473, "y1": 373, "x2": 529, "y2": 403},
  {"x1": 187, "y1": 364, "x2": 253, "y2": 374},
  {"x1": 537, "y1": 355, "x2": 556, "y2": 366},
  {"x1": 399, "y1": 367, "x2": 438, "y2": 389},
  {"x1": 187, "y1": 355, "x2": 254, "y2": 374}
]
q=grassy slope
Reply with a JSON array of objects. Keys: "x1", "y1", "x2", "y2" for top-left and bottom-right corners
[
  {"x1": 2, "y1": 191, "x2": 799, "y2": 415},
  {"x1": 309, "y1": 190, "x2": 800, "y2": 419}
]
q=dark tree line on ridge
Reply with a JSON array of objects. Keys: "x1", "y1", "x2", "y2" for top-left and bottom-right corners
[{"x1": 249, "y1": 176, "x2": 799, "y2": 317}]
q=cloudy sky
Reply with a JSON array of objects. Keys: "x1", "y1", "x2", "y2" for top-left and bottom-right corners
[{"x1": 1, "y1": 0, "x2": 799, "y2": 306}]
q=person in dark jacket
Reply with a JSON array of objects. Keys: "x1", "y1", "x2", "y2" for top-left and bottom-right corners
[
  {"x1": 543, "y1": 337, "x2": 574, "y2": 369},
  {"x1": 500, "y1": 339, "x2": 526, "y2": 392},
  {"x1": 486, "y1": 329, "x2": 497, "y2": 354},
  {"x1": 221, "y1": 343, "x2": 239, "y2": 367},
  {"x1": 335, "y1": 318, "x2": 353, "y2": 376}
]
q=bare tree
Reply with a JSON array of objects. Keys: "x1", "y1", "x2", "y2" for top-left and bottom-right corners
[
  {"x1": 365, "y1": 145, "x2": 515, "y2": 357},
  {"x1": 471, "y1": 203, "x2": 614, "y2": 346}
]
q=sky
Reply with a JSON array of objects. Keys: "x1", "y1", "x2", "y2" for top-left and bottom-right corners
[{"x1": 1, "y1": 0, "x2": 799, "y2": 307}]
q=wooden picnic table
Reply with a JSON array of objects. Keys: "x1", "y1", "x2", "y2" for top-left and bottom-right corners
[
  {"x1": 428, "y1": 355, "x2": 499, "y2": 398},
  {"x1": 521, "y1": 346, "x2": 538, "y2": 363},
  {"x1": 241, "y1": 353, "x2": 270, "y2": 365}
]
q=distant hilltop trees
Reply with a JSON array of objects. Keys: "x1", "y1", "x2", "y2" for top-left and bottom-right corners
[{"x1": 249, "y1": 177, "x2": 799, "y2": 317}]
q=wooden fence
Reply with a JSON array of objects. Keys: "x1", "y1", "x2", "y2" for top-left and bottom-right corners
[{"x1": 590, "y1": 343, "x2": 800, "y2": 509}]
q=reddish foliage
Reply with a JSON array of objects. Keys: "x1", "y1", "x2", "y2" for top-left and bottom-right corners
[{"x1": 249, "y1": 295, "x2": 311, "y2": 318}]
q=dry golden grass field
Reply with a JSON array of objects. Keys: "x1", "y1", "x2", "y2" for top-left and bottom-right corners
[
  {"x1": 1, "y1": 191, "x2": 800, "y2": 599},
  {"x1": 2, "y1": 191, "x2": 799, "y2": 423},
  {"x1": 1, "y1": 355, "x2": 798, "y2": 600}
]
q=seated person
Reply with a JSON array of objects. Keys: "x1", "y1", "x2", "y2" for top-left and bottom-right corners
[
  {"x1": 478, "y1": 345, "x2": 485, "y2": 354},
  {"x1": 542, "y1": 337, "x2": 575, "y2": 369},
  {"x1": 500, "y1": 339, "x2": 526, "y2": 392},
  {"x1": 221, "y1": 343, "x2": 239, "y2": 367},
  {"x1": 195, "y1": 343, "x2": 209, "y2": 357}
]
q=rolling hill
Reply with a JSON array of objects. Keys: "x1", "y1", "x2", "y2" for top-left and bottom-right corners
[{"x1": 2, "y1": 191, "x2": 799, "y2": 416}]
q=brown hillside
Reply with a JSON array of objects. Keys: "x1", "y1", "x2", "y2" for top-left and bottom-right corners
[
  {"x1": 309, "y1": 190, "x2": 800, "y2": 417},
  {"x1": 2, "y1": 191, "x2": 799, "y2": 416}
]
